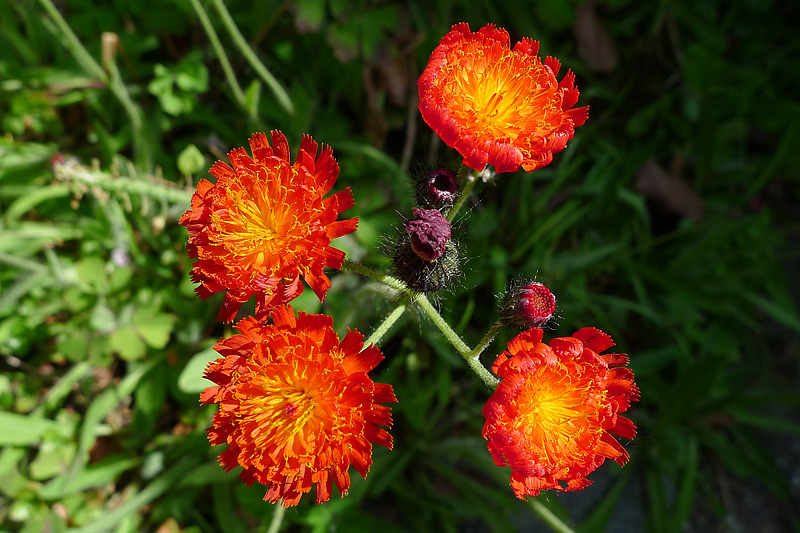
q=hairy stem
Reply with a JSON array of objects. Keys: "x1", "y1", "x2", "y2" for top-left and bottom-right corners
[
  {"x1": 343, "y1": 259, "x2": 500, "y2": 388},
  {"x1": 447, "y1": 166, "x2": 478, "y2": 222},
  {"x1": 465, "y1": 321, "x2": 503, "y2": 388},
  {"x1": 54, "y1": 162, "x2": 192, "y2": 205},
  {"x1": 414, "y1": 295, "x2": 499, "y2": 388},
  {"x1": 266, "y1": 504, "x2": 286, "y2": 533},
  {"x1": 364, "y1": 296, "x2": 409, "y2": 347},
  {"x1": 529, "y1": 498, "x2": 577, "y2": 533},
  {"x1": 341, "y1": 259, "x2": 407, "y2": 292}
]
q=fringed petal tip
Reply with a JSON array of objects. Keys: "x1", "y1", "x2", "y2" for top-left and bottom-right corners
[
  {"x1": 180, "y1": 131, "x2": 357, "y2": 323},
  {"x1": 483, "y1": 326, "x2": 637, "y2": 500},
  {"x1": 419, "y1": 23, "x2": 587, "y2": 174},
  {"x1": 202, "y1": 306, "x2": 394, "y2": 507}
]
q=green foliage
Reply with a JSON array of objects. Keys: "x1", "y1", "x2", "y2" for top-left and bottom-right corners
[{"x1": 1, "y1": 0, "x2": 799, "y2": 531}]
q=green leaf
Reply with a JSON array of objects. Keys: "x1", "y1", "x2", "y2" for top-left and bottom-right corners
[
  {"x1": 175, "y1": 463, "x2": 231, "y2": 488},
  {"x1": 73, "y1": 358, "x2": 163, "y2": 469},
  {"x1": 176, "y1": 53, "x2": 209, "y2": 93},
  {"x1": 0, "y1": 411, "x2": 59, "y2": 445},
  {"x1": 76, "y1": 257, "x2": 110, "y2": 294},
  {"x1": 56, "y1": 333, "x2": 90, "y2": 361},
  {"x1": 66, "y1": 457, "x2": 196, "y2": 533},
  {"x1": 134, "y1": 362, "x2": 166, "y2": 420},
  {"x1": 295, "y1": 0, "x2": 326, "y2": 32},
  {"x1": 38, "y1": 454, "x2": 140, "y2": 500},
  {"x1": 740, "y1": 290, "x2": 800, "y2": 334},
  {"x1": 579, "y1": 465, "x2": 635, "y2": 532},
  {"x1": 109, "y1": 325, "x2": 146, "y2": 360},
  {"x1": 109, "y1": 267, "x2": 133, "y2": 292},
  {"x1": 670, "y1": 438, "x2": 698, "y2": 533},
  {"x1": 244, "y1": 80, "x2": 261, "y2": 118},
  {"x1": 132, "y1": 307, "x2": 174, "y2": 349},
  {"x1": 4, "y1": 184, "x2": 71, "y2": 223},
  {"x1": 0, "y1": 448, "x2": 28, "y2": 497},
  {"x1": 147, "y1": 64, "x2": 173, "y2": 97},
  {"x1": 29, "y1": 441, "x2": 76, "y2": 480},
  {"x1": 89, "y1": 302, "x2": 116, "y2": 333},
  {"x1": 178, "y1": 346, "x2": 219, "y2": 394},
  {"x1": 177, "y1": 144, "x2": 205, "y2": 177}
]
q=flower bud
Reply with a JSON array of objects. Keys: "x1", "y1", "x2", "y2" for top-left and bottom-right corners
[
  {"x1": 415, "y1": 168, "x2": 459, "y2": 210},
  {"x1": 499, "y1": 281, "x2": 556, "y2": 328},
  {"x1": 403, "y1": 208, "x2": 450, "y2": 262},
  {"x1": 392, "y1": 209, "x2": 459, "y2": 292}
]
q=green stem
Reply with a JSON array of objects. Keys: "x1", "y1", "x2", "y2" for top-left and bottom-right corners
[
  {"x1": 267, "y1": 504, "x2": 286, "y2": 533},
  {"x1": 33, "y1": 362, "x2": 91, "y2": 417},
  {"x1": 0, "y1": 251, "x2": 48, "y2": 273},
  {"x1": 38, "y1": 0, "x2": 151, "y2": 169},
  {"x1": 413, "y1": 294, "x2": 469, "y2": 354},
  {"x1": 447, "y1": 166, "x2": 479, "y2": 222},
  {"x1": 106, "y1": 59, "x2": 151, "y2": 170},
  {"x1": 343, "y1": 259, "x2": 500, "y2": 388},
  {"x1": 210, "y1": 0, "x2": 294, "y2": 116},
  {"x1": 529, "y1": 498, "x2": 577, "y2": 533},
  {"x1": 341, "y1": 259, "x2": 407, "y2": 292},
  {"x1": 470, "y1": 321, "x2": 502, "y2": 358},
  {"x1": 415, "y1": 295, "x2": 499, "y2": 388},
  {"x1": 190, "y1": 0, "x2": 248, "y2": 113},
  {"x1": 37, "y1": 0, "x2": 105, "y2": 80},
  {"x1": 54, "y1": 161, "x2": 193, "y2": 205},
  {"x1": 364, "y1": 296, "x2": 409, "y2": 347}
]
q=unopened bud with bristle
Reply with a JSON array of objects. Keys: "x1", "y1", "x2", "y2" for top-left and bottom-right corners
[
  {"x1": 392, "y1": 209, "x2": 459, "y2": 292},
  {"x1": 499, "y1": 281, "x2": 556, "y2": 328},
  {"x1": 403, "y1": 208, "x2": 450, "y2": 262},
  {"x1": 415, "y1": 168, "x2": 459, "y2": 210}
]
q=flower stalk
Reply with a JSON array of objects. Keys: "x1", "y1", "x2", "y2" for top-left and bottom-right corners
[
  {"x1": 267, "y1": 505, "x2": 286, "y2": 533},
  {"x1": 446, "y1": 166, "x2": 478, "y2": 222},
  {"x1": 364, "y1": 296, "x2": 409, "y2": 347},
  {"x1": 529, "y1": 499, "x2": 577, "y2": 533},
  {"x1": 343, "y1": 259, "x2": 500, "y2": 388}
]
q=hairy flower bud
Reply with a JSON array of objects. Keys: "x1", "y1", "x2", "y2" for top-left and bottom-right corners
[
  {"x1": 415, "y1": 168, "x2": 459, "y2": 209},
  {"x1": 499, "y1": 281, "x2": 556, "y2": 328},
  {"x1": 392, "y1": 209, "x2": 459, "y2": 292},
  {"x1": 403, "y1": 208, "x2": 451, "y2": 262}
]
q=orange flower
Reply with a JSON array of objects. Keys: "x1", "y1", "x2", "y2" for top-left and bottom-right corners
[
  {"x1": 482, "y1": 327, "x2": 638, "y2": 499},
  {"x1": 179, "y1": 131, "x2": 357, "y2": 322},
  {"x1": 418, "y1": 23, "x2": 589, "y2": 173},
  {"x1": 200, "y1": 305, "x2": 396, "y2": 506}
]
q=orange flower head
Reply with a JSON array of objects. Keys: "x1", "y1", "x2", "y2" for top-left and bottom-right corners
[
  {"x1": 200, "y1": 305, "x2": 396, "y2": 506},
  {"x1": 483, "y1": 327, "x2": 638, "y2": 499},
  {"x1": 179, "y1": 131, "x2": 358, "y2": 322},
  {"x1": 418, "y1": 23, "x2": 589, "y2": 173}
]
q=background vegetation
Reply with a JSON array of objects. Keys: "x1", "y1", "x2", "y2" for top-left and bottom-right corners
[{"x1": 1, "y1": 0, "x2": 799, "y2": 531}]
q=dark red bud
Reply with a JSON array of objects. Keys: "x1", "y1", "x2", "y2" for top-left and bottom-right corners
[
  {"x1": 403, "y1": 208, "x2": 451, "y2": 262},
  {"x1": 418, "y1": 168, "x2": 459, "y2": 209}
]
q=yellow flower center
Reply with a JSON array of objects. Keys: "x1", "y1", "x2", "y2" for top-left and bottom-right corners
[
  {"x1": 211, "y1": 165, "x2": 322, "y2": 276},
  {"x1": 442, "y1": 45, "x2": 562, "y2": 145},
  {"x1": 515, "y1": 364, "x2": 602, "y2": 467}
]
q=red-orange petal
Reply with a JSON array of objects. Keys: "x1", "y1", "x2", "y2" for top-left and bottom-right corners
[
  {"x1": 483, "y1": 326, "x2": 638, "y2": 500},
  {"x1": 200, "y1": 305, "x2": 395, "y2": 506},
  {"x1": 418, "y1": 23, "x2": 588, "y2": 173},
  {"x1": 179, "y1": 131, "x2": 357, "y2": 323}
]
